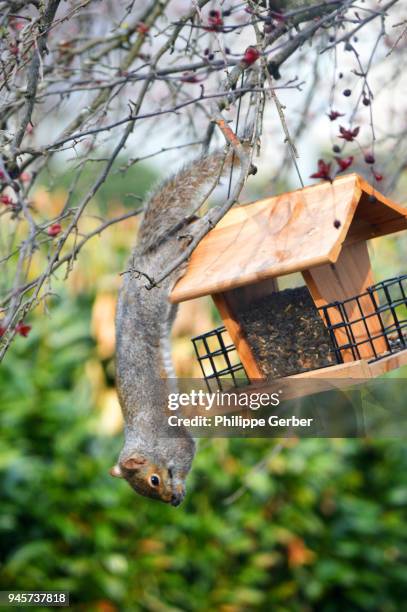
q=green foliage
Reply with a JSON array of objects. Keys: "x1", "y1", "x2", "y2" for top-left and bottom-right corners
[{"x1": 0, "y1": 296, "x2": 406, "y2": 611}]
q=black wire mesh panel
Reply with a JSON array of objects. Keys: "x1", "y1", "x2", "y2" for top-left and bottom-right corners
[
  {"x1": 192, "y1": 274, "x2": 407, "y2": 390},
  {"x1": 192, "y1": 326, "x2": 249, "y2": 391},
  {"x1": 319, "y1": 274, "x2": 407, "y2": 364}
]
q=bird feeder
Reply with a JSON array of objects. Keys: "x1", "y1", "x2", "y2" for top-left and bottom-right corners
[{"x1": 170, "y1": 174, "x2": 407, "y2": 391}]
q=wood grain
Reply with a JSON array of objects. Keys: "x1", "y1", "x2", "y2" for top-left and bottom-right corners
[
  {"x1": 289, "y1": 358, "x2": 372, "y2": 379},
  {"x1": 368, "y1": 349, "x2": 407, "y2": 377},
  {"x1": 170, "y1": 173, "x2": 407, "y2": 303},
  {"x1": 232, "y1": 348, "x2": 407, "y2": 402},
  {"x1": 303, "y1": 242, "x2": 388, "y2": 362},
  {"x1": 212, "y1": 292, "x2": 265, "y2": 380}
]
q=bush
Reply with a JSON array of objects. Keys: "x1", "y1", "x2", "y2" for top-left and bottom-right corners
[{"x1": 0, "y1": 295, "x2": 406, "y2": 612}]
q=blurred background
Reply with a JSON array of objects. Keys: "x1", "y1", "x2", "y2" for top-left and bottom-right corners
[{"x1": 0, "y1": 160, "x2": 406, "y2": 612}]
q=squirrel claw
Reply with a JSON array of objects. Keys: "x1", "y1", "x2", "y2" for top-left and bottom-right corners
[{"x1": 178, "y1": 233, "x2": 194, "y2": 246}]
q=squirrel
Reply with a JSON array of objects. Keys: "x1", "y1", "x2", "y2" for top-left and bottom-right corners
[{"x1": 111, "y1": 151, "x2": 230, "y2": 506}]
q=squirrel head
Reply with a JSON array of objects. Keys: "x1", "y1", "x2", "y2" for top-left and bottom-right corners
[{"x1": 109, "y1": 453, "x2": 187, "y2": 506}]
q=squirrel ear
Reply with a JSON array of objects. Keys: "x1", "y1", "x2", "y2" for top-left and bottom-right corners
[
  {"x1": 120, "y1": 455, "x2": 147, "y2": 471},
  {"x1": 109, "y1": 464, "x2": 123, "y2": 478}
]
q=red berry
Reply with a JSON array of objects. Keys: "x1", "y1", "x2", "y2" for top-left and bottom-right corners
[
  {"x1": 136, "y1": 22, "x2": 149, "y2": 35},
  {"x1": 364, "y1": 153, "x2": 375, "y2": 164},
  {"x1": 9, "y1": 18, "x2": 24, "y2": 31},
  {"x1": 373, "y1": 171, "x2": 383, "y2": 181},
  {"x1": 0, "y1": 325, "x2": 5, "y2": 338},
  {"x1": 47, "y1": 223, "x2": 62, "y2": 237},
  {"x1": 0, "y1": 194, "x2": 12, "y2": 205},
  {"x1": 207, "y1": 10, "x2": 223, "y2": 31},
  {"x1": 16, "y1": 322, "x2": 31, "y2": 337},
  {"x1": 242, "y1": 46, "x2": 260, "y2": 66}
]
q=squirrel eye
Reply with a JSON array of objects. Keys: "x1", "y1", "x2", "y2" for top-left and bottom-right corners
[{"x1": 150, "y1": 474, "x2": 160, "y2": 487}]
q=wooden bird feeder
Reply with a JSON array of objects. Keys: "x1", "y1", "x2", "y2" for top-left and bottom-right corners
[{"x1": 170, "y1": 174, "x2": 407, "y2": 390}]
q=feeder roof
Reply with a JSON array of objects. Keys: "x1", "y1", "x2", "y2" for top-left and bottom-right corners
[{"x1": 170, "y1": 173, "x2": 407, "y2": 303}]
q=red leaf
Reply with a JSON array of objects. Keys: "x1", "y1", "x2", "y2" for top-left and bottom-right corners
[
  {"x1": 339, "y1": 125, "x2": 360, "y2": 142},
  {"x1": 310, "y1": 159, "x2": 332, "y2": 181},
  {"x1": 335, "y1": 156, "x2": 353, "y2": 172},
  {"x1": 328, "y1": 110, "x2": 345, "y2": 121}
]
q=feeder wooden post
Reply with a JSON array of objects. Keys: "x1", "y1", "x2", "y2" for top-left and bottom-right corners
[
  {"x1": 212, "y1": 292, "x2": 265, "y2": 380},
  {"x1": 303, "y1": 242, "x2": 388, "y2": 362}
]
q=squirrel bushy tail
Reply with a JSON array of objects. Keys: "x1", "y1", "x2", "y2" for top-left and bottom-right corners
[
  {"x1": 113, "y1": 150, "x2": 231, "y2": 506},
  {"x1": 138, "y1": 151, "x2": 227, "y2": 253}
]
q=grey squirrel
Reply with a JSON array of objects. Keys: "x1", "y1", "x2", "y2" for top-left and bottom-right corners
[{"x1": 111, "y1": 152, "x2": 230, "y2": 506}]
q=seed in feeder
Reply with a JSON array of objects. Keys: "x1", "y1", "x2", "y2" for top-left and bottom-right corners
[{"x1": 236, "y1": 287, "x2": 336, "y2": 379}]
